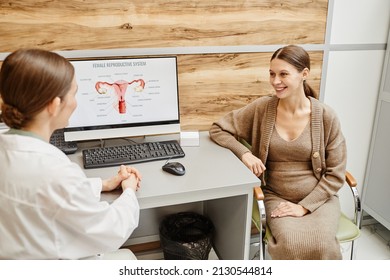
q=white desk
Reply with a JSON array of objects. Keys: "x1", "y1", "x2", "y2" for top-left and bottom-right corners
[{"x1": 67, "y1": 132, "x2": 260, "y2": 259}]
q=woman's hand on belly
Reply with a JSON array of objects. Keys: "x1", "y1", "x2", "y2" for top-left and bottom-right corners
[{"x1": 270, "y1": 201, "x2": 309, "y2": 218}]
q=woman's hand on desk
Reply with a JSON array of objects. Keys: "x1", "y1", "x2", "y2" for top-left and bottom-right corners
[
  {"x1": 102, "y1": 165, "x2": 142, "y2": 192},
  {"x1": 241, "y1": 152, "x2": 266, "y2": 177},
  {"x1": 124, "y1": 166, "x2": 142, "y2": 182},
  {"x1": 121, "y1": 173, "x2": 140, "y2": 192}
]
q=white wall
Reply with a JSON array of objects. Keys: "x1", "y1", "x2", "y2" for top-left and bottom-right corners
[
  {"x1": 330, "y1": 0, "x2": 390, "y2": 44},
  {"x1": 323, "y1": 0, "x2": 390, "y2": 216}
]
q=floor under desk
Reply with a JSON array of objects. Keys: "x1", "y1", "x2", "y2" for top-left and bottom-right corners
[{"x1": 130, "y1": 222, "x2": 390, "y2": 260}]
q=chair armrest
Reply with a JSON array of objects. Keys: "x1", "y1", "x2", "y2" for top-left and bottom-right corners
[
  {"x1": 346, "y1": 171, "x2": 357, "y2": 187},
  {"x1": 253, "y1": 186, "x2": 266, "y2": 234},
  {"x1": 345, "y1": 171, "x2": 362, "y2": 228},
  {"x1": 254, "y1": 186, "x2": 265, "y2": 200}
]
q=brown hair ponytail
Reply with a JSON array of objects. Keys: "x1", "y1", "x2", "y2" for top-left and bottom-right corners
[{"x1": 0, "y1": 49, "x2": 74, "y2": 129}]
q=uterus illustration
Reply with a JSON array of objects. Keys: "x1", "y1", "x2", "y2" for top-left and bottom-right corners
[{"x1": 95, "y1": 79, "x2": 145, "y2": 114}]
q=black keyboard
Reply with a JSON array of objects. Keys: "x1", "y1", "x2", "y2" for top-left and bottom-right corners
[
  {"x1": 50, "y1": 129, "x2": 78, "y2": 154},
  {"x1": 82, "y1": 140, "x2": 185, "y2": 169}
]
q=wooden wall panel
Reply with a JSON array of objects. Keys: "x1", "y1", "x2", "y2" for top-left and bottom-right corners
[
  {"x1": 0, "y1": 0, "x2": 327, "y2": 131},
  {"x1": 0, "y1": 0, "x2": 327, "y2": 52},
  {"x1": 178, "y1": 52, "x2": 323, "y2": 130}
]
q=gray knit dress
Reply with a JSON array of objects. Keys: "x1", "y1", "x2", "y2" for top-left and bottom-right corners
[{"x1": 265, "y1": 123, "x2": 342, "y2": 259}]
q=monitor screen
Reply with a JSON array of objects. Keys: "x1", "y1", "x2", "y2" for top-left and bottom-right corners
[{"x1": 64, "y1": 56, "x2": 180, "y2": 141}]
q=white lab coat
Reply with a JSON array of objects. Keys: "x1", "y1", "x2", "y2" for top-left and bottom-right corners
[{"x1": 0, "y1": 133, "x2": 139, "y2": 259}]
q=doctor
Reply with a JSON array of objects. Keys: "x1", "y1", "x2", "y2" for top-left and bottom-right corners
[{"x1": 0, "y1": 48, "x2": 142, "y2": 259}]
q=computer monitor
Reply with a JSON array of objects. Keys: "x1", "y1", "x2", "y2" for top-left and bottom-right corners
[{"x1": 64, "y1": 56, "x2": 180, "y2": 141}]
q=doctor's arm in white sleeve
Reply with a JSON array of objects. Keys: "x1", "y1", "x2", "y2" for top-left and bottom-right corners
[{"x1": 51, "y1": 166, "x2": 141, "y2": 259}]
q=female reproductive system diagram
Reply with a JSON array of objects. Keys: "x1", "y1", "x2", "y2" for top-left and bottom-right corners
[{"x1": 95, "y1": 79, "x2": 146, "y2": 114}]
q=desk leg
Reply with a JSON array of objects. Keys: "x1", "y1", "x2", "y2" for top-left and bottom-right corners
[{"x1": 205, "y1": 193, "x2": 252, "y2": 260}]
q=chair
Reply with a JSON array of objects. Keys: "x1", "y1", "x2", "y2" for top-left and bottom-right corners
[{"x1": 251, "y1": 171, "x2": 362, "y2": 260}]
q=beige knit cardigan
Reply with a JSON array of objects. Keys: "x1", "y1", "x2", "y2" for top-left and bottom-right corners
[{"x1": 209, "y1": 95, "x2": 347, "y2": 213}]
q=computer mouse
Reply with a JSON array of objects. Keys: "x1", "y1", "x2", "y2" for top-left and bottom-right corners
[{"x1": 162, "y1": 162, "x2": 186, "y2": 176}]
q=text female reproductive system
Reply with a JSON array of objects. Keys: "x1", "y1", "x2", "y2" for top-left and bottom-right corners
[{"x1": 95, "y1": 79, "x2": 145, "y2": 114}]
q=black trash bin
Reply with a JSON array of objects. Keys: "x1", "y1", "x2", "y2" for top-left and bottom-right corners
[{"x1": 159, "y1": 212, "x2": 214, "y2": 260}]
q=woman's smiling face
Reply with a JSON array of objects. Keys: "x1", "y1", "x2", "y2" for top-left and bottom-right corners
[{"x1": 269, "y1": 58, "x2": 307, "y2": 99}]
